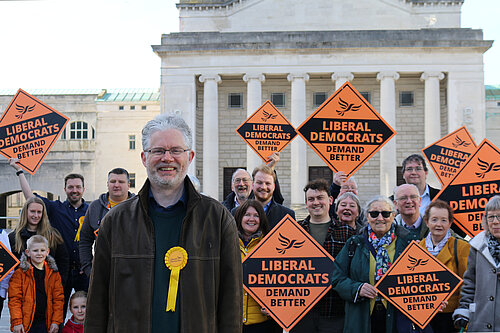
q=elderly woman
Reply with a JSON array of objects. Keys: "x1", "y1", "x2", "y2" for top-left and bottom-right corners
[
  {"x1": 335, "y1": 192, "x2": 363, "y2": 232},
  {"x1": 331, "y1": 196, "x2": 411, "y2": 333},
  {"x1": 235, "y1": 199, "x2": 273, "y2": 333},
  {"x1": 453, "y1": 195, "x2": 500, "y2": 332},
  {"x1": 419, "y1": 200, "x2": 470, "y2": 333}
]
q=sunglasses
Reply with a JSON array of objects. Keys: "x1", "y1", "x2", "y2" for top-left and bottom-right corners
[{"x1": 368, "y1": 211, "x2": 392, "y2": 218}]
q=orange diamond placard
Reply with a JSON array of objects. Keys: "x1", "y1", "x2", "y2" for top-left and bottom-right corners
[
  {"x1": 434, "y1": 139, "x2": 500, "y2": 237},
  {"x1": 375, "y1": 241, "x2": 462, "y2": 329},
  {"x1": 242, "y1": 215, "x2": 335, "y2": 331},
  {"x1": 0, "y1": 89, "x2": 69, "y2": 174},
  {"x1": 0, "y1": 242, "x2": 20, "y2": 283},
  {"x1": 296, "y1": 82, "x2": 396, "y2": 177},
  {"x1": 236, "y1": 101, "x2": 297, "y2": 163},
  {"x1": 422, "y1": 126, "x2": 477, "y2": 186}
]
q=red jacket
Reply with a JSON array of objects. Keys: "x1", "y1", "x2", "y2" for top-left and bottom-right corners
[
  {"x1": 62, "y1": 316, "x2": 84, "y2": 333},
  {"x1": 8, "y1": 254, "x2": 64, "y2": 332}
]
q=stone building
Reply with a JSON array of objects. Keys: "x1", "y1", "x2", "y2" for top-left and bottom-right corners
[
  {"x1": 152, "y1": 0, "x2": 493, "y2": 211},
  {"x1": 0, "y1": 88, "x2": 160, "y2": 228},
  {"x1": 486, "y1": 85, "x2": 500, "y2": 148}
]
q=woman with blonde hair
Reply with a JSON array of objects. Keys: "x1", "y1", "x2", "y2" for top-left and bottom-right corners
[{"x1": 9, "y1": 196, "x2": 69, "y2": 285}]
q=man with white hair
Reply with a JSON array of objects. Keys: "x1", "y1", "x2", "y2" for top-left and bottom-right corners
[{"x1": 393, "y1": 183, "x2": 428, "y2": 240}]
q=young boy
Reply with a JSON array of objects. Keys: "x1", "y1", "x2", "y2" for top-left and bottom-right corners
[
  {"x1": 8, "y1": 235, "x2": 64, "y2": 333},
  {"x1": 62, "y1": 291, "x2": 86, "y2": 333}
]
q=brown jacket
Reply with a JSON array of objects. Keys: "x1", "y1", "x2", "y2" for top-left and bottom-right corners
[
  {"x1": 8, "y1": 254, "x2": 64, "y2": 332},
  {"x1": 419, "y1": 236, "x2": 470, "y2": 312},
  {"x1": 85, "y1": 178, "x2": 242, "y2": 333}
]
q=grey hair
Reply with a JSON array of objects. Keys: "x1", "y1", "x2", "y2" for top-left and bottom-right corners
[
  {"x1": 482, "y1": 195, "x2": 500, "y2": 231},
  {"x1": 343, "y1": 176, "x2": 357, "y2": 188},
  {"x1": 231, "y1": 168, "x2": 252, "y2": 183},
  {"x1": 336, "y1": 192, "x2": 361, "y2": 214},
  {"x1": 364, "y1": 195, "x2": 396, "y2": 218},
  {"x1": 141, "y1": 113, "x2": 193, "y2": 151},
  {"x1": 393, "y1": 183, "x2": 420, "y2": 200}
]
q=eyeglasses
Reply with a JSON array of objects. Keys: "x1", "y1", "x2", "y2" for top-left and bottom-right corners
[
  {"x1": 233, "y1": 178, "x2": 251, "y2": 184},
  {"x1": 396, "y1": 195, "x2": 420, "y2": 202},
  {"x1": 486, "y1": 215, "x2": 500, "y2": 223},
  {"x1": 368, "y1": 211, "x2": 393, "y2": 218},
  {"x1": 405, "y1": 167, "x2": 424, "y2": 172},
  {"x1": 146, "y1": 147, "x2": 190, "y2": 157}
]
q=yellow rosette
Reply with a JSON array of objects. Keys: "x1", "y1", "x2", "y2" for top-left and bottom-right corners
[{"x1": 164, "y1": 246, "x2": 188, "y2": 312}]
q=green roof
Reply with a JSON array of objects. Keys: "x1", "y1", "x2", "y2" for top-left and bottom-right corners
[
  {"x1": 0, "y1": 88, "x2": 160, "y2": 102},
  {"x1": 486, "y1": 85, "x2": 500, "y2": 100}
]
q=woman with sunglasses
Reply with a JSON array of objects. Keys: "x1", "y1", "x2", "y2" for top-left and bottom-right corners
[
  {"x1": 234, "y1": 199, "x2": 273, "y2": 333},
  {"x1": 453, "y1": 195, "x2": 500, "y2": 332},
  {"x1": 332, "y1": 196, "x2": 411, "y2": 333},
  {"x1": 418, "y1": 200, "x2": 470, "y2": 333}
]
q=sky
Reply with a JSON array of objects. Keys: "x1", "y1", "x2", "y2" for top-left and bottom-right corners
[{"x1": 0, "y1": 0, "x2": 498, "y2": 90}]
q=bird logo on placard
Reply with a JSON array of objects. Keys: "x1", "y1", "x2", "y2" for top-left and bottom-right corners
[
  {"x1": 452, "y1": 135, "x2": 471, "y2": 148},
  {"x1": 276, "y1": 233, "x2": 305, "y2": 255},
  {"x1": 15, "y1": 104, "x2": 35, "y2": 119},
  {"x1": 261, "y1": 111, "x2": 277, "y2": 122},
  {"x1": 336, "y1": 98, "x2": 361, "y2": 116},
  {"x1": 475, "y1": 158, "x2": 500, "y2": 179},
  {"x1": 407, "y1": 256, "x2": 429, "y2": 271}
]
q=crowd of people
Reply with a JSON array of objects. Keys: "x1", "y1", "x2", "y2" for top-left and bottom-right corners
[{"x1": 0, "y1": 113, "x2": 498, "y2": 333}]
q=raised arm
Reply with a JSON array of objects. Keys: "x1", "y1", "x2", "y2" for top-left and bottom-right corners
[{"x1": 9, "y1": 158, "x2": 35, "y2": 200}]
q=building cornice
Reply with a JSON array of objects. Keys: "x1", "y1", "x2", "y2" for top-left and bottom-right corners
[
  {"x1": 176, "y1": 0, "x2": 463, "y2": 10},
  {"x1": 153, "y1": 29, "x2": 492, "y2": 54}
]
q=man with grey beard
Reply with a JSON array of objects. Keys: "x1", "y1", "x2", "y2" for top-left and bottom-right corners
[{"x1": 85, "y1": 114, "x2": 242, "y2": 333}]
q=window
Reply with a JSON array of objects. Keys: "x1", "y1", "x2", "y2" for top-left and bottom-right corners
[
  {"x1": 69, "y1": 121, "x2": 92, "y2": 139},
  {"x1": 130, "y1": 105, "x2": 136, "y2": 110},
  {"x1": 61, "y1": 128, "x2": 66, "y2": 140},
  {"x1": 129, "y1": 135, "x2": 136, "y2": 150},
  {"x1": 313, "y1": 92, "x2": 327, "y2": 107},
  {"x1": 228, "y1": 93, "x2": 243, "y2": 108},
  {"x1": 141, "y1": 105, "x2": 147, "y2": 110},
  {"x1": 497, "y1": 102, "x2": 500, "y2": 107},
  {"x1": 119, "y1": 106, "x2": 124, "y2": 111},
  {"x1": 129, "y1": 173, "x2": 136, "y2": 188},
  {"x1": 399, "y1": 91, "x2": 414, "y2": 107},
  {"x1": 308, "y1": 167, "x2": 333, "y2": 184},
  {"x1": 271, "y1": 93, "x2": 285, "y2": 108},
  {"x1": 360, "y1": 92, "x2": 371, "y2": 104}
]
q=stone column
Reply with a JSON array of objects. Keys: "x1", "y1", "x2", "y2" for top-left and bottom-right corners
[
  {"x1": 243, "y1": 73, "x2": 265, "y2": 173},
  {"x1": 199, "y1": 74, "x2": 221, "y2": 198},
  {"x1": 287, "y1": 73, "x2": 309, "y2": 211},
  {"x1": 421, "y1": 72, "x2": 445, "y2": 146},
  {"x1": 376, "y1": 71, "x2": 400, "y2": 197},
  {"x1": 332, "y1": 72, "x2": 354, "y2": 91}
]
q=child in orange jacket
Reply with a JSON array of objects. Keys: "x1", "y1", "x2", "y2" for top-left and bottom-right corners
[{"x1": 8, "y1": 235, "x2": 64, "y2": 333}]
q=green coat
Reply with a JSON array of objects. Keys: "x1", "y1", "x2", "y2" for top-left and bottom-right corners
[{"x1": 331, "y1": 226, "x2": 411, "y2": 333}]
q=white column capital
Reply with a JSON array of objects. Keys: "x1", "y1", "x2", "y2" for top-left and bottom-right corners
[
  {"x1": 243, "y1": 73, "x2": 265, "y2": 83},
  {"x1": 287, "y1": 73, "x2": 310, "y2": 82},
  {"x1": 420, "y1": 71, "x2": 445, "y2": 82},
  {"x1": 199, "y1": 74, "x2": 221, "y2": 84},
  {"x1": 331, "y1": 72, "x2": 354, "y2": 82},
  {"x1": 376, "y1": 71, "x2": 400, "y2": 81}
]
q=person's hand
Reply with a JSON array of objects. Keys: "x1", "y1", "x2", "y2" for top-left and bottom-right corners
[
  {"x1": 260, "y1": 307, "x2": 270, "y2": 316},
  {"x1": 454, "y1": 315, "x2": 468, "y2": 329},
  {"x1": 13, "y1": 324, "x2": 25, "y2": 333},
  {"x1": 9, "y1": 158, "x2": 22, "y2": 172},
  {"x1": 333, "y1": 171, "x2": 347, "y2": 186},
  {"x1": 49, "y1": 323, "x2": 59, "y2": 333},
  {"x1": 266, "y1": 152, "x2": 280, "y2": 170},
  {"x1": 359, "y1": 283, "x2": 378, "y2": 299},
  {"x1": 438, "y1": 300, "x2": 448, "y2": 312}
]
